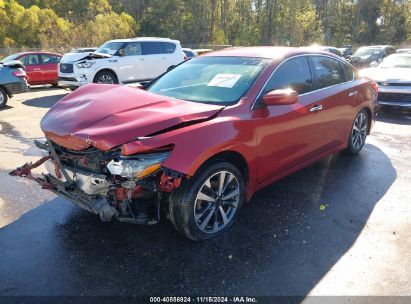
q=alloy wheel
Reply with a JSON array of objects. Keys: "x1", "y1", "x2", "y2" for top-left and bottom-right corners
[
  {"x1": 351, "y1": 112, "x2": 368, "y2": 150},
  {"x1": 97, "y1": 75, "x2": 114, "y2": 84},
  {"x1": 0, "y1": 93, "x2": 4, "y2": 104},
  {"x1": 194, "y1": 170, "x2": 240, "y2": 233}
]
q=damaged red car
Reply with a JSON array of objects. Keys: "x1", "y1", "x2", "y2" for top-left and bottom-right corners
[{"x1": 10, "y1": 47, "x2": 378, "y2": 241}]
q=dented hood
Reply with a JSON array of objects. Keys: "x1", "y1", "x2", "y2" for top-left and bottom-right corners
[{"x1": 41, "y1": 84, "x2": 224, "y2": 151}]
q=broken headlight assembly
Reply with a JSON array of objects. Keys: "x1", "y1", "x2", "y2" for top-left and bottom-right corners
[{"x1": 107, "y1": 152, "x2": 170, "y2": 179}]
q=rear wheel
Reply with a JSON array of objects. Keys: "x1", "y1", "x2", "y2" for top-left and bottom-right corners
[
  {"x1": 345, "y1": 109, "x2": 369, "y2": 154},
  {"x1": 169, "y1": 161, "x2": 244, "y2": 241},
  {"x1": 94, "y1": 71, "x2": 118, "y2": 84},
  {"x1": 0, "y1": 87, "x2": 8, "y2": 109}
]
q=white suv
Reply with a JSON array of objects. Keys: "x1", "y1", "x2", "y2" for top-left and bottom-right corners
[{"x1": 58, "y1": 37, "x2": 185, "y2": 88}]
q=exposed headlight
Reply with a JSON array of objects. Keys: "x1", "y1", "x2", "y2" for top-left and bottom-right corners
[
  {"x1": 76, "y1": 61, "x2": 95, "y2": 68},
  {"x1": 107, "y1": 152, "x2": 170, "y2": 179}
]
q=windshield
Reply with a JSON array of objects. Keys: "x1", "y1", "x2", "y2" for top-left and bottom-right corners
[
  {"x1": 1, "y1": 54, "x2": 20, "y2": 62},
  {"x1": 147, "y1": 56, "x2": 270, "y2": 105},
  {"x1": 378, "y1": 55, "x2": 411, "y2": 68},
  {"x1": 95, "y1": 42, "x2": 123, "y2": 55},
  {"x1": 354, "y1": 47, "x2": 382, "y2": 57}
]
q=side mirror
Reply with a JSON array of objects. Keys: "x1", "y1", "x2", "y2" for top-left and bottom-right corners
[
  {"x1": 118, "y1": 49, "x2": 126, "y2": 57},
  {"x1": 370, "y1": 61, "x2": 378, "y2": 67},
  {"x1": 262, "y1": 89, "x2": 298, "y2": 106}
]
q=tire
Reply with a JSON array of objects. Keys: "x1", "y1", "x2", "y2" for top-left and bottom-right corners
[
  {"x1": 93, "y1": 71, "x2": 118, "y2": 84},
  {"x1": 0, "y1": 87, "x2": 8, "y2": 109},
  {"x1": 51, "y1": 83, "x2": 59, "y2": 87},
  {"x1": 344, "y1": 109, "x2": 369, "y2": 154},
  {"x1": 169, "y1": 161, "x2": 245, "y2": 241}
]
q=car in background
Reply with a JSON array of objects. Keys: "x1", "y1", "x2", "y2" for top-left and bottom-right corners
[
  {"x1": 58, "y1": 37, "x2": 185, "y2": 89},
  {"x1": 338, "y1": 45, "x2": 353, "y2": 58},
  {"x1": 360, "y1": 53, "x2": 411, "y2": 110},
  {"x1": 396, "y1": 48, "x2": 411, "y2": 54},
  {"x1": 0, "y1": 52, "x2": 61, "y2": 86},
  {"x1": 350, "y1": 45, "x2": 395, "y2": 68},
  {"x1": 183, "y1": 48, "x2": 198, "y2": 58},
  {"x1": 11, "y1": 47, "x2": 378, "y2": 240},
  {"x1": 308, "y1": 46, "x2": 343, "y2": 57},
  {"x1": 0, "y1": 60, "x2": 29, "y2": 108},
  {"x1": 193, "y1": 48, "x2": 213, "y2": 55},
  {"x1": 70, "y1": 47, "x2": 97, "y2": 53}
]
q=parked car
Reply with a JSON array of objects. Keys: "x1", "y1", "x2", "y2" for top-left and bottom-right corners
[
  {"x1": 308, "y1": 46, "x2": 343, "y2": 57},
  {"x1": 193, "y1": 48, "x2": 213, "y2": 55},
  {"x1": 69, "y1": 47, "x2": 97, "y2": 53},
  {"x1": 58, "y1": 37, "x2": 185, "y2": 89},
  {"x1": 183, "y1": 48, "x2": 198, "y2": 58},
  {"x1": 11, "y1": 47, "x2": 378, "y2": 240},
  {"x1": 0, "y1": 60, "x2": 29, "y2": 108},
  {"x1": 0, "y1": 52, "x2": 61, "y2": 86},
  {"x1": 396, "y1": 48, "x2": 411, "y2": 54},
  {"x1": 360, "y1": 53, "x2": 411, "y2": 110},
  {"x1": 350, "y1": 45, "x2": 395, "y2": 68},
  {"x1": 338, "y1": 45, "x2": 353, "y2": 58}
]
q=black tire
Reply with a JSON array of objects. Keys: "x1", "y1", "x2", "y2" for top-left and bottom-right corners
[
  {"x1": 169, "y1": 161, "x2": 245, "y2": 241},
  {"x1": 51, "y1": 83, "x2": 59, "y2": 88},
  {"x1": 0, "y1": 87, "x2": 8, "y2": 109},
  {"x1": 93, "y1": 70, "x2": 118, "y2": 84},
  {"x1": 344, "y1": 109, "x2": 369, "y2": 154}
]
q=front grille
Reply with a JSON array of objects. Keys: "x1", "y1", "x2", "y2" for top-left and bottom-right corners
[
  {"x1": 378, "y1": 92, "x2": 411, "y2": 102},
  {"x1": 59, "y1": 63, "x2": 73, "y2": 73}
]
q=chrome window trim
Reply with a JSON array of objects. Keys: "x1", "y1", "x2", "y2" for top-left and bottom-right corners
[{"x1": 251, "y1": 53, "x2": 356, "y2": 110}]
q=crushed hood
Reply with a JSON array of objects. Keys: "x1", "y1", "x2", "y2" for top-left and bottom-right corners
[
  {"x1": 60, "y1": 52, "x2": 110, "y2": 63},
  {"x1": 41, "y1": 84, "x2": 224, "y2": 151}
]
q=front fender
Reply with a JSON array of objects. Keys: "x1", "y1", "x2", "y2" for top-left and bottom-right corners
[{"x1": 121, "y1": 116, "x2": 255, "y2": 177}]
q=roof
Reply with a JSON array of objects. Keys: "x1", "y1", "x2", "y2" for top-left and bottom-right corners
[
  {"x1": 13, "y1": 51, "x2": 62, "y2": 56},
  {"x1": 203, "y1": 46, "x2": 336, "y2": 60},
  {"x1": 358, "y1": 45, "x2": 394, "y2": 49},
  {"x1": 107, "y1": 37, "x2": 180, "y2": 43}
]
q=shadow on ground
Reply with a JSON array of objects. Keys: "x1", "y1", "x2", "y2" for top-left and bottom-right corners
[
  {"x1": 377, "y1": 108, "x2": 411, "y2": 125},
  {"x1": 0, "y1": 144, "x2": 396, "y2": 297},
  {"x1": 22, "y1": 92, "x2": 67, "y2": 108}
]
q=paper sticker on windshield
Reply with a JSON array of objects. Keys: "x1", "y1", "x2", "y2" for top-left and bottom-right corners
[{"x1": 207, "y1": 74, "x2": 241, "y2": 88}]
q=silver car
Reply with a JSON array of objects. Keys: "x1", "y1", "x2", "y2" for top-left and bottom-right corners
[{"x1": 360, "y1": 53, "x2": 411, "y2": 109}]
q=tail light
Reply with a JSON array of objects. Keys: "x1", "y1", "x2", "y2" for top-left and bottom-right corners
[
  {"x1": 370, "y1": 81, "x2": 378, "y2": 93},
  {"x1": 12, "y1": 68, "x2": 27, "y2": 78}
]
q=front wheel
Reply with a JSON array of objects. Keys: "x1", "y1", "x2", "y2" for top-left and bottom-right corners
[
  {"x1": 169, "y1": 161, "x2": 244, "y2": 241},
  {"x1": 345, "y1": 109, "x2": 369, "y2": 154},
  {"x1": 0, "y1": 87, "x2": 8, "y2": 109},
  {"x1": 94, "y1": 71, "x2": 118, "y2": 84}
]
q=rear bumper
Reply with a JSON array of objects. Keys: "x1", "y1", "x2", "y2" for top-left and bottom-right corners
[{"x1": 4, "y1": 81, "x2": 29, "y2": 95}]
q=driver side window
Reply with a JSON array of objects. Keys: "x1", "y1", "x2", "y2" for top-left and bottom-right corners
[
  {"x1": 21, "y1": 55, "x2": 40, "y2": 66},
  {"x1": 263, "y1": 57, "x2": 313, "y2": 95},
  {"x1": 124, "y1": 42, "x2": 142, "y2": 56}
]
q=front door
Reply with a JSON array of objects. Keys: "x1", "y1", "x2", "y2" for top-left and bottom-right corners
[
  {"x1": 254, "y1": 56, "x2": 328, "y2": 183},
  {"x1": 20, "y1": 54, "x2": 42, "y2": 85}
]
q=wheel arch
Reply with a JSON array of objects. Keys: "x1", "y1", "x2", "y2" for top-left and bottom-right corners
[
  {"x1": 0, "y1": 85, "x2": 11, "y2": 97},
  {"x1": 359, "y1": 106, "x2": 372, "y2": 134}
]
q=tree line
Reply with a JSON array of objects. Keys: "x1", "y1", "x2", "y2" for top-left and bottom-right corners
[{"x1": 1, "y1": 0, "x2": 410, "y2": 50}]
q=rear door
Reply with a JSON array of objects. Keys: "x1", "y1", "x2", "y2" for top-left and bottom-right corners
[
  {"x1": 308, "y1": 56, "x2": 360, "y2": 148},
  {"x1": 19, "y1": 54, "x2": 42, "y2": 84},
  {"x1": 39, "y1": 54, "x2": 60, "y2": 84},
  {"x1": 141, "y1": 42, "x2": 168, "y2": 78}
]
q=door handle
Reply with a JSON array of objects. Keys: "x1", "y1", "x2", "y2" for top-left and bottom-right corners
[
  {"x1": 33, "y1": 68, "x2": 41, "y2": 71},
  {"x1": 309, "y1": 104, "x2": 323, "y2": 112},
  {"x1": 348, "y1": 90, "x2": 358, "y2": 97},
  {"x1": 139, "y1": 58, "x2": 145, "y2": 61}
]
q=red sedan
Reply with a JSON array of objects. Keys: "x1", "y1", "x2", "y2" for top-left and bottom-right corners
[
  {"x1": 1, "y1": 52, "x2": 61, "y2": 86},
  {"x1": 11, "y1": 47, "x2": 378, "y2": 241}
]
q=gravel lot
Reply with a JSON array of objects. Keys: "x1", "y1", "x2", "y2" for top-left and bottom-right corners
[{"x1": 0, "y1": 87, "x2": 410, "y2": 298}]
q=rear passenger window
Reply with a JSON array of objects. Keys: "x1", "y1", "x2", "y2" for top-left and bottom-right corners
[
  {"x1": 141, "y1": 42, "x2": 163, "y2": 55},
  {"x1": 41, "y1": 54, "x2": 60, "y2": 64},
  {"x1": 264, "y1": 57, "x2": 313, "y2": 95},
  {"x1": 161, "y1": 42, "x2": 176, "y2": 54},
  {"x1": 342, "y1": 63, "x2": 354, "y2": 81},
  {"x1": 312, "y1": 56, "x2": 346, "y2": 88}
]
